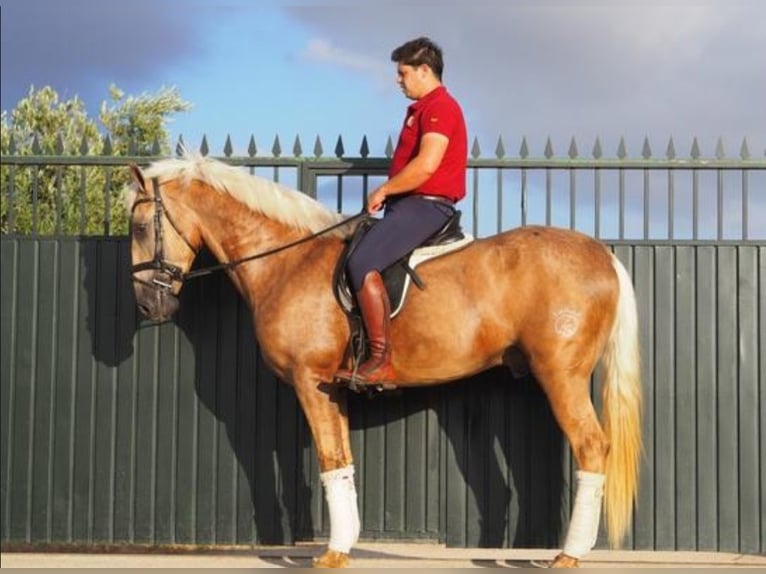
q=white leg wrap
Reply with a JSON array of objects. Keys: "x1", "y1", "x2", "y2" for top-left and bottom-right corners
[
  {"x1": 320, "y1": 465, "x2": 360, "y2": 554},
  {"x1": 562, "y1": 471, "x2": 606, "y2": 559}
]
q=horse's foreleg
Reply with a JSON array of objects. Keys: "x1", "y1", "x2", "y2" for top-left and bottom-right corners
[
  {"x1": 537, "y1": 375, "x2": 609, "y2": 568},
  {"x1": 315, "y1": 466, "x2": 359, "y2": 568},
  {"x1": 292, "y1": 376, "x2": 359, "y2": 568}
]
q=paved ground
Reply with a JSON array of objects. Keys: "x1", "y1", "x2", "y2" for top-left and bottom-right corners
[{"x1": 3, "y1": 543, "x2": 765, "y2": 569}]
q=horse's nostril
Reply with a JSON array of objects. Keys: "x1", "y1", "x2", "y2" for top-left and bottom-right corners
[{"x1": 138, "y1": 303, "x2": 152, "y2": 317}]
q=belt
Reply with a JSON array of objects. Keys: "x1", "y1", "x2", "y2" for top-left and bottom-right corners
[{"x1": 413, "y1": 194, "x2": 456, "y2": 210}]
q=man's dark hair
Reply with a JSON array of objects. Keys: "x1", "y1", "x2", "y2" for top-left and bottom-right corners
[{"x1": 391, "y1": 37, "x2": 444, "y2": 80}]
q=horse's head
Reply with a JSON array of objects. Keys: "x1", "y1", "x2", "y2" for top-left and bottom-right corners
[{"x1": 127, "y1": 164, "x2": 200, "y2": 322}]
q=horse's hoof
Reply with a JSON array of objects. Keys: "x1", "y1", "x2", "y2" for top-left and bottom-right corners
[
  {"x1": 312, "y1": 549, "x2": 350, "y2": 568},
  {"x1": 549, "y1": 553, "x2": 579, "y2": 568}
]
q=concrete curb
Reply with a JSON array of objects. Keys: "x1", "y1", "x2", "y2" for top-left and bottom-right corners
[{"x1": 3, "y1": 543, "x2": 765, "y2": 569}]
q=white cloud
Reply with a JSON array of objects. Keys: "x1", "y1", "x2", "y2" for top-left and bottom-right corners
[
  {"x1": 303, "y1": 38, "x2": 389, "y2": 79},
  {"x1": 288, "y1": 1, "x2": 766, "y2": 157}
]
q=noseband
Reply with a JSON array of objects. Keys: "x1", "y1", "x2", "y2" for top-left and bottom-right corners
[{"x1": 130, "y1": 178, "x2": 197, "y2": 294}]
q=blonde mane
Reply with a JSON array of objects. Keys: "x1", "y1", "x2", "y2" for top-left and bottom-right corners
[{"x1": 138, "y1": 153, "x2": 348, "y2": 236}]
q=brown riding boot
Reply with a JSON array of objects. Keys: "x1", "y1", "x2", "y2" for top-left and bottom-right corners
[{"x1": 335, "y1": 271, "x2": 397, "y2": 387}]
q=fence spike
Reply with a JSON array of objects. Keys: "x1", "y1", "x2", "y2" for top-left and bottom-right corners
[
  {"x1": 313, "y1": 135, "x2": 323, "y2": 158},
  {"x1": 740, "y1": 138, "x2": 750, "y2": 160},
  {"x1": 715, "y1": 136, "x2": 725, "y2": 160},
  {"x1": 642, "y1": 136, "x2": 652, "y2": 160},
  {"x1": 80, "y1": 134, "x2": 90, "y2": 155},
  {"x1": 666, "y1": 137, "x2": 676, "y2": 159},
  {"x1": 592, "y1": 137, "x2": 603, "y2": 159},
  {"x1": 568, "y1": 137, "x2": 579, "y2": 159},
  {"x1": 385, "y1": 136, "x2": 394, "y2": 158},
  {"x1": 617, "y1": 137, "x2": 627, "y2": 160},
  {"x1": 334, "y1": 135, "x2": 345, "y2": 158},
  {"x1": 495, "y1": 136, "x2": 506, "y2": 159},
  {"x1": 544, "y1": 137, "x2": 554, "y2": 159},
  {"x1": 151, "y1": 136, "x2": 161, "y2": 156},
  {"x1": 8, "y1": 134, "x2": 16, "y2": 155},
  {"x1": 293, "y1": 135, "x2": 303, "y2": 157},
  {"x1": 55, "y1": 133, "x2": 65, "y2": 154},
  {"x1": 176, "y1": 135, "x2": 185, "y2": 156},
  {"x1": 690, "y1": 137, "x2": 701, "y2": 160},
  {"x1": 471, "y1": 137, "x2": 481, "y2": 159},
  {"x1": 200, "y1": 135, "x2": 210, "y2": 156},
  {"x1": 272, "y1": 135, "x2": 282, "y2": 158},
  {"x1": 360, "y1": 135, "x2": 370, "y2": 158},
  {"x1": 519, "y1": 136, "x2": 529, "y2": 159},
  {"x1": 31, "y1": 134, "x2": 41, "y2": 154},
  {"x1": 248, "y1": 135, "x2": 258, "y2": 157},
  {"x1": 102, "y1": 134, "x2": 113, "y2": 156},
  {"x1": 128, "y1": 136, "x2": 137, "y2": 156},
  {"x1": 224, "y1": 135, "x2": 234, "y2": 157}
]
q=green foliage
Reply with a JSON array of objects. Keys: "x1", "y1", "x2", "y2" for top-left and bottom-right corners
[
  {"x1": 100, "y1": 85, "x2": 192, "y2": 156},
  {"x1": 1, "y1": 85, "x2": 191, "y2": 235}
]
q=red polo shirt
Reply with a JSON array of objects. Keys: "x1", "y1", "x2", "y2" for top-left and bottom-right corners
[{"x1": 389, "y1": 86, "x2": 467, "y2": 202}]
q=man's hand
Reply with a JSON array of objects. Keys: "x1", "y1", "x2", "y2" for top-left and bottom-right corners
[{"x1": 367, "y1": 186, "x2": 388, "y2": 214}]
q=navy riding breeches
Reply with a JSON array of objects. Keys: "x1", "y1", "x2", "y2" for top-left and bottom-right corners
[{"x1": 347, "y1": 194, "x2": 454, "y2": 292}]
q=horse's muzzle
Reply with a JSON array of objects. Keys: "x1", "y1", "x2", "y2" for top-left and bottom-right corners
[{"x1": 133, "y1": 278, "x2": 180, "y2": 322}]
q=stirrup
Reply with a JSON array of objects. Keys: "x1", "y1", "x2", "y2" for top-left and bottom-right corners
[{"x1": 334, "y1": 368, "x2": 397, "y2": 393}]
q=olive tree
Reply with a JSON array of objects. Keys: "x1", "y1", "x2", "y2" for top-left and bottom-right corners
[{"x1": 1, "y1": 85, "x2": 191, "y2": 235}]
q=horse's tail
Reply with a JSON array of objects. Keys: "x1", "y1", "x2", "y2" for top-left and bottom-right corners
[{"x1": 600, "y1": 253, "x2": 643, "y2": 548}]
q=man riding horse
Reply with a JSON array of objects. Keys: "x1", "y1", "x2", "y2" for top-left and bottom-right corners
[
  {"x1": 334, "y1": 37, "x2": 468, "y2": 388},
  {"x1": 127, "y1": 37, "x2": 642, "y2": 570}
]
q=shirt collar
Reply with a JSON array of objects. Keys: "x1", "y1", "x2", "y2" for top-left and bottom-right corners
[{"x1": 409, "y1": 85, "x2": 446, "y2": 112}]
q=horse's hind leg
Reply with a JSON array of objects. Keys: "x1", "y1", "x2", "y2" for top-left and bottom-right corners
[{"x1": 534, "y1": 371, "x2": 609, "y2": 568}]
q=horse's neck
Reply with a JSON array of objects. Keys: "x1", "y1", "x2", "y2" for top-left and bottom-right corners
[{"x1": 194, "y1": 199, "x2": 308, "y2": 303}]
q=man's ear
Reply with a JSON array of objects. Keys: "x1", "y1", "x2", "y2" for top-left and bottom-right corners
[{"x1": 129, "y1": 163, "x2": 147, "y2": 193}]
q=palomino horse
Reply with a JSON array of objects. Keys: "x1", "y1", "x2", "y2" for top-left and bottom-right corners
[{"x1": 126, "y1": 154, "x2": 642, "y2": 568}]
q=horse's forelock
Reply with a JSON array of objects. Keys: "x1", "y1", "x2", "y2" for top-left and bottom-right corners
[{"x1": 123, "y1": 184, "x2": 138, "y2": 212}]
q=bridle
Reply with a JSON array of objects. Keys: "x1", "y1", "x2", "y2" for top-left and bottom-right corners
[
  {"x1": 130, "y1": 178, "x2": 198, "y2": 295},
  {"x1": 130, "y1": 176, "x2": 368, "y2": 297}
]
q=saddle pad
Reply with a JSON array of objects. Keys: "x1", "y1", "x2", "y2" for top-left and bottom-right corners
[{"x1": 390, "y1": 233, "x2": 474, "y2": 317}]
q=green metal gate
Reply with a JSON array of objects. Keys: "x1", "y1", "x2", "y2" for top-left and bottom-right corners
[{"x1": 2, "y1": 137, "x2": 764, "y2": 553}]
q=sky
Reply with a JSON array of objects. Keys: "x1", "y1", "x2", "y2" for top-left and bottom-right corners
[{"x1": 2, "y1": 0, "x2": 765, "y2": 161}]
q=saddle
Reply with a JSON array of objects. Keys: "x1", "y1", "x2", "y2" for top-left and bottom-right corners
[{"x1": 333, "y1": 208, "x2": 474, "y2": 318}]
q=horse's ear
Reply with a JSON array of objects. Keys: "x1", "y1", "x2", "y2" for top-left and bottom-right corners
[{"x1": 129, "y1": 163, "x2": 147, "y2": 193}]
